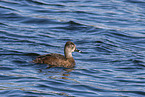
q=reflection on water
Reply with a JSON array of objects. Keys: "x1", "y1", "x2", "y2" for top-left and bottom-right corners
[{"x1": 37, "y1": 67, "x2": 74, "y2": 80}]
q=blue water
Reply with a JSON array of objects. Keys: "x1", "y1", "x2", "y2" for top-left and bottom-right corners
[{"x1": 0, "y1": 0, "x2": 145, "y2": 97}]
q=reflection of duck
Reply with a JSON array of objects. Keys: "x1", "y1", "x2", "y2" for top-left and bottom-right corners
[{"x1": 33, "y1": 41, "x2": 81, "y2": 68}]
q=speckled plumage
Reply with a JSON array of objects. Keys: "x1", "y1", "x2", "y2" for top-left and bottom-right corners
[{"x1": 33, "y1": 41, "x2": 81, "y2": 68}]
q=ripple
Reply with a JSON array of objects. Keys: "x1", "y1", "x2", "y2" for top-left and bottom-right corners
[
  {"x1": 26, "y1": 0, "x2": 48, "y2": 5},
  {"x1": 0, "y1": 4, "x2": 16, "y2": 11},
  {"x1": 21, "y1": 17, "x2": 58, "y2": 24},
  {"x1": 0, "y1": 66, "x2": 13, "y2": 71}
]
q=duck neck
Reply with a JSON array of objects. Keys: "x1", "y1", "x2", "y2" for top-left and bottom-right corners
[{"x1": 64, "y1": 49, "x2": 73, "y2": 58}]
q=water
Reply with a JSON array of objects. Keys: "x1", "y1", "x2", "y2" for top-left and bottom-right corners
[{"x1": 0, "y1": 0, "x2": 145, "y2": 96}]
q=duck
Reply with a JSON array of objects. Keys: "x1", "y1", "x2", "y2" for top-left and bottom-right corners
[{"x1": 33, "y1": 41, "x2": 81, "y2": 68}]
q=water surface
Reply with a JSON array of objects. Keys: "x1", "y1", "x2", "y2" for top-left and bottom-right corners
[{"x1": 0, "y1": 0, "x2": 145, "y2": 97}]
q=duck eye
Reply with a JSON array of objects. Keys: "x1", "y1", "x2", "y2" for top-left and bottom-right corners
[{"x1": 71, "y1": 45, "x2": 74, "y2": 48}]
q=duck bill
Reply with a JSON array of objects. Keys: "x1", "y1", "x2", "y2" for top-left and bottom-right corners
[{"x1": 75, "y1": 48, "x2": 82, "y2": 53}]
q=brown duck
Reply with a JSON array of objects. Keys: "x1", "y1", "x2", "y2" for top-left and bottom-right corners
[{"x1": 33, "y1": 41, "x2": 81, "y2": 68}]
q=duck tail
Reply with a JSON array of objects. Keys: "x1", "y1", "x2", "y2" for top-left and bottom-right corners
[{"x1": 32, "y1": 57, "x2": 44, "y2": 64}]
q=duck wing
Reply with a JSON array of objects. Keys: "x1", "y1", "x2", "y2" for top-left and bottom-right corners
[{"x1": 33, "y1": 53, "x2": 65, "y2": 63}]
